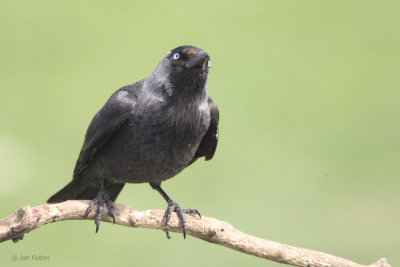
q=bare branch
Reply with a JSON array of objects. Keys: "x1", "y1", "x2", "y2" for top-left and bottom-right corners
[{"x1": 0, "y1": 201, "x2": 390, "y2": 267}]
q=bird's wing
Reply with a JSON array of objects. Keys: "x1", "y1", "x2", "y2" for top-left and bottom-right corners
[
  {"x1": 193, "y1": 97, "x2": 219, "y2": 161},
  {"x1": 73, "y1": 89, "x2": 136, "y2": 179}
]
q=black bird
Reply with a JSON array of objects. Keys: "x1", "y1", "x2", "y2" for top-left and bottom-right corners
[{"x1": 48, "y1": 45, "x2": 219, "y2": 238}]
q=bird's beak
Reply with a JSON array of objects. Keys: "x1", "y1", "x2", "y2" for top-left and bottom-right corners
[{"x1": 187, "y1": 51, "x2": 210, "y2": 69}]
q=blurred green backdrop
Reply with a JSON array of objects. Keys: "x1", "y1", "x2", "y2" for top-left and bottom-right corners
[{"x1": 1, "y1": 0, "x2": 399, "y2": 266}]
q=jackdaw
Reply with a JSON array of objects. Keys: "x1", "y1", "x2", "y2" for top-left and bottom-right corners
[{"x1": 48, "y1": 45, "x2": 219, "y2": 238}]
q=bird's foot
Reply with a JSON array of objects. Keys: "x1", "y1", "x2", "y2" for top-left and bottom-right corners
[
  {"x1": 84, "y1": 182, "x2": 116, "y2": 233},
  {"x1": 164, "y1": 199, "x2": 201, "y2": 239}
]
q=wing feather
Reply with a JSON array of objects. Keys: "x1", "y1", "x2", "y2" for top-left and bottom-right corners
[
  {"x1": 73, "y1": 89, "x2": 136, "y2": 179},
  {"x1": 192, "y1": 97, "x2": 219, "y2": 162}
]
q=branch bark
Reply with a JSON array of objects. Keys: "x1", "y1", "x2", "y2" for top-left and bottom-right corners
[{"x1": 0, "y1": 200, "x2": 390, "y2": 267}]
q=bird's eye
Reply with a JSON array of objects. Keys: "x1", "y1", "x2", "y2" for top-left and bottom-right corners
[
  {"x1": 207, "y1": 60, "x2": 211, "y2": 68},
  {"x1": 173, "y1": 53, "x2": 180, "y2": 60}
]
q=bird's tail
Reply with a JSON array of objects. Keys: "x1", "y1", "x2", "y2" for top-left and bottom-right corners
[{"x1": 47, "y1": 180, "x2": 125, "y2": 203}]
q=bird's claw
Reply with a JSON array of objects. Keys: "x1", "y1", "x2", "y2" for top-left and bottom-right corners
[
  {"x1": 163, "y1": 199, "x2": 201, "y2": 239},
  {"x1": 84, "y1": 183, "x2": 116, "y2": 233}
]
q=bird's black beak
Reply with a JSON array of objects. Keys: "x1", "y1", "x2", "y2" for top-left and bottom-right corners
[{"x1": 187, "y1": 51, "x2": 210, "y2": 70}]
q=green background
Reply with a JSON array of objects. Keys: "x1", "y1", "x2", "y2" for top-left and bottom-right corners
[{"x1": 1, "y1": 1, "x2": 399, "y2": 266}]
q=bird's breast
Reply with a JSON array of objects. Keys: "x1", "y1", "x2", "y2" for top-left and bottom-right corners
[{"x1": 93, "y1": 98, "x2": 210, "y2": 184}]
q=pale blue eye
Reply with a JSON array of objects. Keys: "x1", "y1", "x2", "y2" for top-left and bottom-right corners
[
  {"x1": 173, "y1": 53, "x2": 180, "y2": 60},
  {"x1": 207, "y1": 60, "x2": 211, "y2": 68}
]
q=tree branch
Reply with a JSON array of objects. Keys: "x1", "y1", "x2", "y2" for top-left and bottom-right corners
[{"x1": 0, "y1": 201, "x2": 390, "y2": 267}]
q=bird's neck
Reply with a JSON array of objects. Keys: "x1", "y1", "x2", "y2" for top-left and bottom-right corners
[{"x1": 144, "y1": 73, "x2": 208, "y2": 104}]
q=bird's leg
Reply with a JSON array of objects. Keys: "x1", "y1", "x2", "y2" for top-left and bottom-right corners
[
  {"x1": 84, "y1": 179, "x2": 116, "y2": 233},
  {"x1": 150, "y1": 182, "x2": 201, "y2": 239}
]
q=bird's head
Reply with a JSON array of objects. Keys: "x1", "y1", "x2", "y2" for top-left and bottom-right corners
[
  {"x1": 167, "y1": 45, "x2": 210, "y2": 74},
  {"x1": 150, "y1": 46, "x2": 211, "y2": 97}
]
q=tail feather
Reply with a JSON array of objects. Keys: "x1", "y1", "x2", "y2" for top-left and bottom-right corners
[{"x1": 47, "y1": 180, "x2": 125, "y2": 203}]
